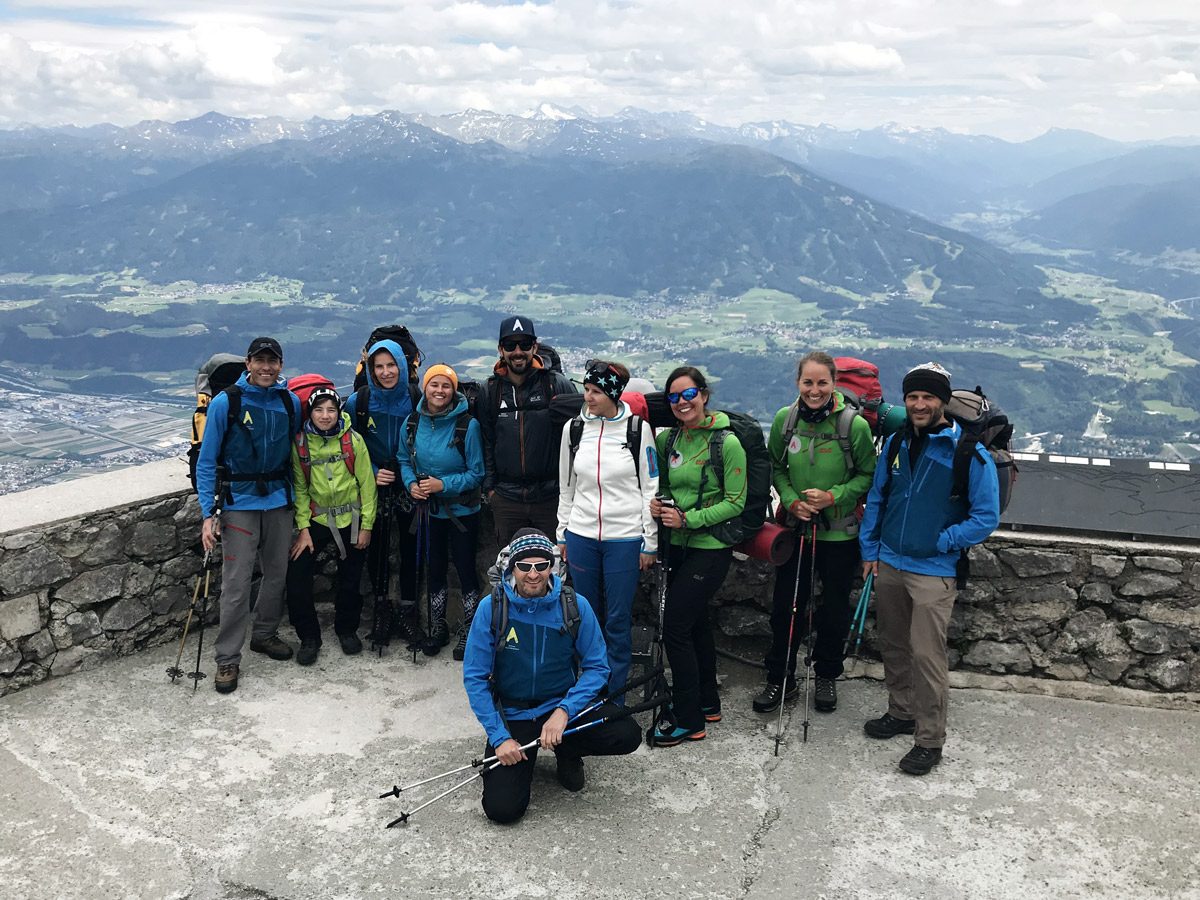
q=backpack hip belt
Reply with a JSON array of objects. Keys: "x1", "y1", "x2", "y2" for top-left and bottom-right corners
[{"x1": 312, "y1": 500, "x2": 362, "y2": 559}]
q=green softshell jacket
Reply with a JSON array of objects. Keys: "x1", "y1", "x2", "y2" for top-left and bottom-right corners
[
  {"x1": 767, "y1": 394, "x2": 877, "y2": 542},
  {"x1": 291, "y1": 413, "x2": 379, "y2": 532},
  {"x1": 655, "y1": 412, "x2": 748, "y2": 550}
]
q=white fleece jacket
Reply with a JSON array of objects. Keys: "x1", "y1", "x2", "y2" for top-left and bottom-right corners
[{"x1": 556, "y1": 401, "x2": 659, "y2": 553}]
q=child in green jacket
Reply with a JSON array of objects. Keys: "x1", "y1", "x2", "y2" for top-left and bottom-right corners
[
  {"x1": 286, "y1": 387, "x2": 378, "y2": 665},
  {"x1": 649, "y1": 366, "x2": 747, "y2": 746}
]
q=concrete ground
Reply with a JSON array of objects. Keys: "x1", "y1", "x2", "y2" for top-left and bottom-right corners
[{"x1": 2, "y1": 633, "x2": 1199, "y2": 900}]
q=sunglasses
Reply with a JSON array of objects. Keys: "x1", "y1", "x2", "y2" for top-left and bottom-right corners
[
  {"x1": 502, "y1": 338, "x2": 535, "y2": 352},
  {"x1": 513, "y1": 559, "x2": 552, "y2": 573},
  {"x1": 668, "y1": 386, "x2": 702, "y2": 404}
]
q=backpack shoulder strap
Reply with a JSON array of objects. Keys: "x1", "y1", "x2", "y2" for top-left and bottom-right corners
[
  {"x1": 219, "y1": 385, "x2": 243, "y2": 462},
  {"x1": 708, "y1": 429, "x2": 727, "y2": 492},
  {"x1": 567, "y1": 416, "x2": 585, "y2": 484},
  {"x1": 777, "y1": 401, "x2": 801, "y2": 464},
  {"x1": 354, "y1": 385, "x2": 370, "y2": 436},
  {"x1": 453, "y1": 414, "x2": 470, "y2": 463},
  {"x1": 834, "y1": 405, "x2": 858, "y2": 477},
  {"x1": 882, "y1": 431, "x2": 903, "y2": 498},
  {"x1": 490, "y1": 585, "x2": 509, "y2": 655},
  {"x1": 294, "y1": 430, "x2": 311, "y2": 485},
  {"x1": 950, "y1": 434, "x2": 985, "y2": 500},
  {"x1": 340, "y1": 428, "x2": 356, "y2": 476},
  {"x1": 404, "y1": 413, "x2": 419, "y2": 470},
  {"x1": 625, "y1": 415, "x2": 643, "y2": 490},
  {"x1": 560, "y1": 585, "x2": 581, "y2": 641},
  {"x1": 662, "y1": 426, "x2": 683, "y2": 489}
]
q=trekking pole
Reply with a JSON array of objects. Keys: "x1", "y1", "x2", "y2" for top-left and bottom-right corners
[
  {"x1": 371, "y1": 485, "x2": 394, "y2": 656},
  {"x1": 166, "y1": 547, "x2": 210, "y2": 683},
  {"x1": 384, "y1": 695, "x2": 668, "y2": 828},
  {"x1": 188, "y1": 546, "x2": 216, "y2": 691},
  {"x1": 801, "y1": 520, "x2": 818, "y2": 743},
  {"x1": 843, "y1": 572, "x2": 873, "y2": 668},
  {"x1": 646, "y1": 509, "x2": 673, "y2": 745},
  {"x1": 412, "y1": 497, "x2": 430, "y2": 662},
  {"x1": 774, "y1": 526, "x2": 806, "y2": 757},
  {"x1": 378, "y1": 666, "x2": 665, "y2": 798}
]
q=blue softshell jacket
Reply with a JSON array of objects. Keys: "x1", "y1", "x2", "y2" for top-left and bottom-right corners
[
  {"x1": 196, "y1": 372, "x2": 301, "y2": 518},
  {"x1": 396, "y1": 393, "x2": 485, "y2": 520},
  {"x1": 858, "y1": 421, "x2": 1000, "y2": 578},
  {"x1": 462, "y1": 575, "x2": 610, "y2": 749},
  {"x1": 343, "y1": 338, "x2": 415, "y2": 471}
]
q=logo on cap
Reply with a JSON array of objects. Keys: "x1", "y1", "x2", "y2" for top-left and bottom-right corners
[{"x1": 512, "y1": 319, "x2": 524, "y2": 332}]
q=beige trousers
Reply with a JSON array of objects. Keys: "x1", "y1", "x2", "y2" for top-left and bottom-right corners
[{"x1": 874, "y1": 562, "x2": 958, "y2": 748}]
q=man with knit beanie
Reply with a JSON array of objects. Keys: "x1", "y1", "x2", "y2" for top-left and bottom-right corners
[
  {"x1": 461, "y1": 527, "x2": 641, "y2": 824},
  {"x1": 858, "y1": 363, "x2": 1000, "y2": 775}
]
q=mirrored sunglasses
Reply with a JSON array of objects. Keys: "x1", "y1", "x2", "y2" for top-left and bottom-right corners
[
  {"x1": 513, "y1": 559, "x2": 553, "y2": 573},
  {"x1": 668, "y1": 386, "x2": 702, "y2": 404}
]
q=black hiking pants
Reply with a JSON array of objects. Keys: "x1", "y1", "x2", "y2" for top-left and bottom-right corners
[
  {"x1": 764, "y1": 537, "x2": 858, "y2": 684},
  {"x1": 480, "y1": 702, "x2": 640, "y2": 824},
  {"x1": 285, "y1": 521, "x2": 368, "y2": 641},
  {"x1": 662, "y1": 544, "x2": 732, "y2": 732}
]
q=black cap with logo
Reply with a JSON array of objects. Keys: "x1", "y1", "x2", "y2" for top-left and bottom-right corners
[{"x1": 246, "y1": 336, "x2": 283, "y2": 360}]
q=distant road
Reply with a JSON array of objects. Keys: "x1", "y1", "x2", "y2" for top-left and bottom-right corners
[{"x1": 1004, "y1": 453, "x2": 1200, "y2": 542}]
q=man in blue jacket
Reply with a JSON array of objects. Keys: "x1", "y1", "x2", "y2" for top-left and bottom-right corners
[
  {"x1": 858, "y1": 363, "x2": 1000, "y2": 775},
  {"x1": 197, "y1": 337, "x2": 301, "y2": 694},
  {"x1": 344, "y1": 338, "x2": 423, "y2": 646},
  {"x1": 462, "y1": 529, "x2": 641, "y2": 824}
]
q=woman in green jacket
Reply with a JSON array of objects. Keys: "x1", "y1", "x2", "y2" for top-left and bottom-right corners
[
  {"x1": 754, "y1": 352, "x2": 876, "y2": 714},
  {"x1": 650, "y1": 366, "x2": 747, "y2": 746},
  {"x1": 286, "y1": 387, "x2": 379, "y2": 665}
]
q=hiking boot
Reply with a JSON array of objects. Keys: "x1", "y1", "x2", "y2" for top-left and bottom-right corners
[
  {"x1": 392, "y1": 610, "x2": 425, "y2": 649},
  {"x1": 250, "y1": 635, "x2": 294, "y2": 661},
  {"x1": 899, "y1": 744, "x2": 942, "y2": 776},
  {"x1": 337, "y1": 632, "x2": 363, "y2": 655},
  {"x1": 815, "y1": 677, "x2": 837, "y2": 712},
  {"x1": 863, "y1": 713, "x2": 916, "y2": 739},
  {"x1": 702, "y1": 704, "x2": 722, "y2": 723},
  {"x1": 422, "y1": 619, "x2": 450, "y2": 657},
  {"x1": 651, "y1": 723, "x2": 705, "y2": 747},
  {"x1": 555, "y1": 752, "x2": 585, "y2": 792},
  {"x1": 296, "y1": 639, "x2": 320, "y2": 667},
  {"x1": 453, "y1": 629, "x2": 469, "y2": 662},
  {"x1": 214, "y1": 663, "x2": 239, "y2": 694},
  {"x1": 752, "y1": 682, "x2": 798, "y2": 713}
]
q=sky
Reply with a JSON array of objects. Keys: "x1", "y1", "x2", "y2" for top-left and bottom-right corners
[{"x1": 1, "y1": 0, "x2": 1198, "y2": 140}]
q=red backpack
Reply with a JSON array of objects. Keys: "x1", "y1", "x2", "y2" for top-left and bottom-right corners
[{"x1": 832, "y1": 357, "x2": 884, "y2": 432}]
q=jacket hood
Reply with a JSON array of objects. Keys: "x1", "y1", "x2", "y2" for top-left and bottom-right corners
[
  {"x1": 501, "y1": 572, "x2": 563, "y2": 613},
  {"x1": 416, "y1": 392, "x2": 469, "y2": 419},
  {"x1": 366, "y1": 339, "x2": 409, "y2": 392},
  {"x1": 234, "y1": 371, "x2": 289, "y2": 394}
]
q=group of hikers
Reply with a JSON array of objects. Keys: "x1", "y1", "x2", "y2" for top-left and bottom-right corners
[{"x1": 192, "y1": 317, "x2": 1001, "y2": 822}]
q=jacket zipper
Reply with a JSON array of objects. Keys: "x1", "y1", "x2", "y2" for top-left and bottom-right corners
[{"x1": 596, "y1": 420, "x2": 605, "y2": 542}]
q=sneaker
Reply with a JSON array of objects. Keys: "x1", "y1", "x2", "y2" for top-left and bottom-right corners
[
  {"x1": 393, "y1": 610, "x2": 425, "y2": 649},
  {"x1": 651, "y1": 724, "x2": 705, "y2": 747},
  {"x1": 452, "y1": 630, "x2": 469, "y2": 662},
  {"x1": 815, "y1": 677, "x2": 837, "y2": 712},
  {"x1": 899, "y1": 745, "x2": 942, "y2": 776},
  {"x1": 702, "y1": 705, "x2": 722, "y2": 723},
  {"x1": 555, "y1": 752, "x2": 585, "y2": 792},
  {"x1": 422, "y1": 620, "x2": 450, "y2": 657},
  {"x1": 863, "y1": 713, "x2": 916, "y2": 739},
  {"x1": 752, "y1": 682, "x2": 798, "y2": 713},
  {"x1": 337, "y1": 632, "x2": 363, "y2": 655},
  {"x1": 214, "y1": 663, "x2": 239, "y2": 694},
  {"x1": 296, "y1": 639, "x2": 321, "y2": 667},
  {"x1": 250, "y1": 636, "x2": 294, "y2": 661}
]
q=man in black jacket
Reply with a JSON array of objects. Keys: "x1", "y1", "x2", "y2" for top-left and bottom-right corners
[{"x1": 479, "y1": 316, "x2": 577, "y2": 546}]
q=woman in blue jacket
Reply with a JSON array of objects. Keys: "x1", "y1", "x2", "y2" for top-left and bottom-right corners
[{"x1": 398, "y1": 364, "x2": 486, "y2": 658}]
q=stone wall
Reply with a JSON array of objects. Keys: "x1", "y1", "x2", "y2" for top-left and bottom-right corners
[
  {"x1": 714, "y1": 532, "x2": 1200, "y2": 693},
  {"x1": 3, "y1": 459, "x2": 1200, "y2": 697}
]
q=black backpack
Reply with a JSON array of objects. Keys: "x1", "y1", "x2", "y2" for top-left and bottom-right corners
[
  {"x1": 188, "y1": 353, "x2": 245, "y2": 492},
  {"x1": 567, "y1": 415, "x2": 646, "y2": 489},
  {"x1": 536, "y1": 343, "x2": 564, "y2": 374},
  {"x1": 664, "y1": 410, "x2": 771, "y2": 547},
  {"x1": 489, "y1": 583, "x2": 581, "y2": 653}
]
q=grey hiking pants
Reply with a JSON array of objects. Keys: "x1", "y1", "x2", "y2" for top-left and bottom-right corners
[
  {"x1": 215, "y1": 507, "x2": 293, "y2": 666},
  {"x1": 874, "y1": 562, "x2": 958, "y2": 749}
]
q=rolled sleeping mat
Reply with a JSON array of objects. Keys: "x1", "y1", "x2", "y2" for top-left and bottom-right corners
[{"x1": 734, "y1": 522, "x2": 796, "y2": 566}]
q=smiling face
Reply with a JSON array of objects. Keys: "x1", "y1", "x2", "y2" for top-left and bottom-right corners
[
  {"x1": 245, "y1": 351, "x2": 281, "y2": 389},
  {"x1": 667, "y1": 375, "x2": 707, "y2": 427},
  {"x1": 372, "y1": 350, "x2": 400, "y2": 390},
  {"x1": 499, "y1": 336, "x2": 536, "y2": 375},
  {"x1": 310, "y1": 398, "x2": 340, "y2": 432},
  {"x1": 797, "y1": 360, "x2": 836, "y2": 410},
  {"x1": 424, "y1": 374, "x2": 455, "y2": 413},
  {"x1": 904, "y1": 391, "x2": 947, "y2": 431},
  {"x1": 513, "y1": 558, "x2": 552, "y2": 597},
  {"x1": 583, "y1": 382, "x2": 617, "y2": 417}
]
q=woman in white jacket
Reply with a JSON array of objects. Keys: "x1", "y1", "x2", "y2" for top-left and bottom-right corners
[{"x1": 557, "y1": 360, "x2": 659, "y2": 698}]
